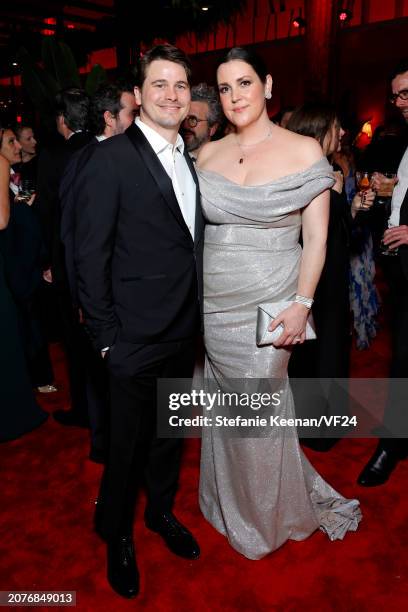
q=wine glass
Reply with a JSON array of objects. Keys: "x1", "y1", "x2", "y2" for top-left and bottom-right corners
[
  {"x1": 355, "y1": 171, "x2": 372, "y2": 211},
  {"x1": 16, "y1": 179, "x2": 35, "y2": 204}
]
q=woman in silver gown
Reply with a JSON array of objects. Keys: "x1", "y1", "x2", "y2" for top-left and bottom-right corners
[{"x1": 196, "y1": 47, "x2": 361, "y2": 560}]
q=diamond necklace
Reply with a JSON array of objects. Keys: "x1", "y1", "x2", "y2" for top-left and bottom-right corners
[{"x1": 236, "y1": 128, "x2": 272, "y2": 164}]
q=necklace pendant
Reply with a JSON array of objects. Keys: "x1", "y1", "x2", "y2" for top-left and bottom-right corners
[{"x1": 239, "y1": 157, "x2": 244, "y2": 164}]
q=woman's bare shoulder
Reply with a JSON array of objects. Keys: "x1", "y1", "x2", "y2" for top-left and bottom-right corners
[
  {"x1": 197, "y1": 134, "x2": 235, "y2": 169},
  {"x1": 0, "y1": 155, "x2": 10, "y2": 172}
]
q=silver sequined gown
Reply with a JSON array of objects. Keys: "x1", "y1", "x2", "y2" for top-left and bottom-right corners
[{"x1": 197, "y1": 158, "x2": 362, "y2": 560}]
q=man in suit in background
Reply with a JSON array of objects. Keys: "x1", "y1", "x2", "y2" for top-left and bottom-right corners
[
  {"x1": 35, "y1": 88, "x2": 93, "y2": 428},
  {"x1": 74, "y1": 45, "x2": 203, "y2": 598},
  {"x1": 358, "y1": 59, "x2": 408, "y2": 486},
  {"x1": 59, "y1": 82, "x2": 138, "y2": 463},
  {"x1": 180, "y1": 81, "x2": 222, "y2": 161}
]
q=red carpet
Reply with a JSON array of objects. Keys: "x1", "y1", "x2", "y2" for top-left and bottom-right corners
[{"x1": 1, "y1": 318, "x2": 407, "y2": 610}]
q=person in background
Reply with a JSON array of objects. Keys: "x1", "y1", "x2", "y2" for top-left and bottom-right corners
[
  {"x1": 59, "y1": 81, "x2": 138, "y2": 464},
  {"x1": 180, "y1": 82, "x2": 222, "y2": 161},
  {"x1": 358, "y1": 59, "x2": 408, "y2": 486},
  {"x1": 333, "y1": 130, "x2": 380, "y2": 350},
  {"x1": 12, "y1": 123, "x2": 57, "y2": 393},
  {"x1": 273, "y1": 105, "x2": 295, "y2": 128},
  {"x1": 287, "y1": 103, "x2": 375, "y2": 448},
  {"x1": 14, "y1": 125, "x2": 38, "y2": 187},
  {"x1": 89, "y1": 82, "x2": 138, "y2": 143},
  {"x1": 0, "y1": 120, "x2": 48, "y2": 440},
  {"x1": 35, "y1": 88, "x2": 93, "y2": 428}
]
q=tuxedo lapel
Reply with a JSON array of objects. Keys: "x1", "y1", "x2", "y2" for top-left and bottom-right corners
[
  {"x1": 125, "y1": 124, "x2": 190, "y2": 236},
  {"x1": 184, "y1": 150, "x2": 204, "y2": 247}
]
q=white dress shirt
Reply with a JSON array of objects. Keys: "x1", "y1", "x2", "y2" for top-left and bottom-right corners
[
  {"x1": 135, "y1": 117, "x2": 196, "y2": 238},
  {"x1": 389, "y1": 146, "x2": 408, "y2": 227}
]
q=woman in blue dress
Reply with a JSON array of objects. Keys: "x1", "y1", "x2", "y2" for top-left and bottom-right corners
[{"x1": 333, "y1": 142, "x2": 380, "y2": 349}]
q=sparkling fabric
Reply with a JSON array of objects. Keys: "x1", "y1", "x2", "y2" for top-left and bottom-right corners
[{"x1": 197, "y1": 158, "x2": 362, "y2": 560}]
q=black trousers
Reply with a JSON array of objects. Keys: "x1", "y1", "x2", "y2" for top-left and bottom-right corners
[
  {"x1": 98, "y1": 337, "x2": 196, "y2": 540},
  {"x1": 56, "y1": 288, "x2": 89, "y2": 416},
  {"x1": 381, "y1": 256, "x2": 408, "y2": 454}
]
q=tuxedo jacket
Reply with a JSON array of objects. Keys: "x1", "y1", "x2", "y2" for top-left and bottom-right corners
[
  {"x1": 60, "y1": 137, "x2": 99, "y2": 306},
  {"x1": 73, "y1": 123, "x2": 204, "y2": 352},
  {"x1": 35, "y1": 131, "x2": 93, "y2": 283}
]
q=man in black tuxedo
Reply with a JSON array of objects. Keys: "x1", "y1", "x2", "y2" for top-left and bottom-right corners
[
  {"x1": 35, "y1": 88, "x2": 93, "y2": 428},
  {"x1": 59, "y1": 82, "x2": 138, "y2": 463},
  {"x1": 358, "y1": 60, "x2": 408, "y2": 486},
  {"x1": 74, "y1": 45, "x2": 203, "y2": 598}
]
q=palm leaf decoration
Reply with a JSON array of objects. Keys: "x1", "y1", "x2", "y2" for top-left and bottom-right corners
[
  {"x1": 42, "y1": 37, "x2": 81, "y2": 89},
  {"x1": 18, "y1": 0, "x2": 247, "y2": 128},
  {"x1": 85, "y1": 64, "x2": 108, "y2": 97}
]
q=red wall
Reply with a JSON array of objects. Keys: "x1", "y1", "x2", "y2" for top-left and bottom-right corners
[{"x1": 188, "y1": 17, "x2": 408, "y2": 130}]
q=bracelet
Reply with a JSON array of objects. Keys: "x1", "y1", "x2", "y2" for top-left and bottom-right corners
[{"x1": 295, "y1": 294, "x2": 314, "y2": 309}]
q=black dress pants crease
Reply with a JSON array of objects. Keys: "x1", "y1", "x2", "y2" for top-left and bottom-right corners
[
  {"x1": 98, "y1": 337, "x2": 196, "y2": 540},
  {"x1": 381, "y1": 256, "x2": 408, "y2": 454}
]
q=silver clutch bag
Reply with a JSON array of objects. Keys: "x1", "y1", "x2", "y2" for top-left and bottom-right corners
[{"x1": 256, "y1": 301, "x2": 317, "y2": 346}]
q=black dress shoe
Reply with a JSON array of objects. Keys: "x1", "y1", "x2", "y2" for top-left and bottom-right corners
[
  {"x1": 107, "y1": 536, "x2": 139, "y2": 599},
  {"x1": 53, "y1": 409, "x2": 89, "y2": 428},
  {"x1": 145, "y1": 511, "x2": 200, "y2": 560},
  {"x1": 358, "y1": 444, "x2": 399, "y2": 486}
]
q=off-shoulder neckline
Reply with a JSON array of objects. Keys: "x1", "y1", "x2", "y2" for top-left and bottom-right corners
[{"x1": 196, "y1": 157, "x2": 331, "y2": 188}]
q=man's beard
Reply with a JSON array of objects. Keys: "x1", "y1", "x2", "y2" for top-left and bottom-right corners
[{"x1": 185, "y1": 132, "x2": 208, "y2": 153}]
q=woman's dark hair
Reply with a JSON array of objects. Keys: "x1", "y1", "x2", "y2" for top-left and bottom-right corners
[
  {"x1": 286, "y1": 102, "x2": 337, "y2": 147},
  {"x1": 216, "y1": 47, "x2": 269, "y2": 83},
  {"x1": 136, "y1": 44, "x2": 192, "y2": 87}
]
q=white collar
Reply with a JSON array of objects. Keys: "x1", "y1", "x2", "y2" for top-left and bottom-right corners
[{"x1": 135, "y1": 116, "x2": 184, "y2": 156}]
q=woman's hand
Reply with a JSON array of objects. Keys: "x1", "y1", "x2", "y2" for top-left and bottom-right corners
[
  {"x1": 27, "y1": 193, "x2": 36, "y2": 206},
  {"x1": 351, "y1": 188, "x2": 375, "y2": 216},
  {"x1": 43, "y1": 268, "x2": 53, "y2": 283},
  {"x1": 268, "y1": 302, "x2": 309, "y2": 347}
]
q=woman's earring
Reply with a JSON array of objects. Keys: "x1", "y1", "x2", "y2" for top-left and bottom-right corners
[{"x1": 265, "y1": 91, "x2": 272, "y2": 100}]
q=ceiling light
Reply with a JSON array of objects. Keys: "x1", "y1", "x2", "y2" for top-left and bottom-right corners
[
  {"x1": 338, "y1": 8, "x2": 352, "y2": 22},
  {"x1": 292, "y1": 16, "x2": 306, "y2": 28}
]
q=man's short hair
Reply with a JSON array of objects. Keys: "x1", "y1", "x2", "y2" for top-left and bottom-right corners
[
  {"x1": 136, "y1": 44, "x2": 192, "y2": 88},
  {"x1": 390, "y1": 59, "x2": 408, "y2": 81},
  {"x1": 191, "y1": 82, "x2": 222, "y2": 127},
  {"x1": 54, "y1": 88, "x2": 90, "y2": 132},
  {"x1": 90, "y1": 83, "x2": 126, "y2": 136}
]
